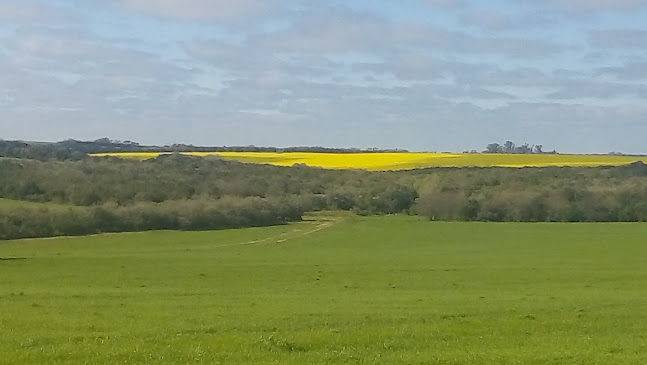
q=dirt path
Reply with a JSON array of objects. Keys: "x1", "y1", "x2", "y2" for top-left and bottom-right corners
[
  {"x1": 212, "y1": 216, "x2": 341, "y2": 249},
  {"x1": 8, "y1": 215, "x2": 343, "y2": 254}
]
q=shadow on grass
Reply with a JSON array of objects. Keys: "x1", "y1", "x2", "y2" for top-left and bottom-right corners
[{"x1": 0, "y1": 257, "x2": 27, "y2": 261}]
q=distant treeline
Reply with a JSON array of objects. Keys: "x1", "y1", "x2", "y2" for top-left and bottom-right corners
[
  {"x1": 1, "y1": 153, "x2": 647, "y2": 240},
  {"x1": 0, "y1": 197, "x2": 301, "y2": 240},
  {"x1": 4, "y1": 138, "x2": 640, "y2": 162},
  {"x1": 410, "y1": 163, "x2": 647, "y2": 222},
  {"x1": 483, "y1": 141, "x2": 555, "y2": 154},
  {"x1": 0, "y1": 154, "x2": 418, "y2": 213},
  {"x1": 0, "y1": 138, "x2": 408, "y2": 160}
]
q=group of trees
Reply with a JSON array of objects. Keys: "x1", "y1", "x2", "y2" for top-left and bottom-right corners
[
  {"x1": 0, "y1": 138, "x2": 573, "y2": 160},
  {"x1": 484, "y1": 141, "x2": 553, "y2": 154},
  {"x1": 0, "y1": 197, "x2": 302, "y2": 240},
  {"x1": 1, "y1": 138, "x2": 560, "y2": 159},
  {"x1": 0, "y1": 154, "x2": 418, "y2": 213},
  {"x1": 0, "y1": 138, "x2": 408, "y2": 160},
  {"x1": 411, "y1": 163, "x2": 647, "y2": 222},
  {"x1": 1, "y1": 139, "x2": 647, "y2": 240}
]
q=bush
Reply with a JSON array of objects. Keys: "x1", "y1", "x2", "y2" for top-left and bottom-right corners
[{"x1": 0, "y1": 198, "x2": 303, "y2": 240}]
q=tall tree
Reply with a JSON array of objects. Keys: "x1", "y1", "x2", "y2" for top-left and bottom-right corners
[{"x1": 485, "y1": 143, "x2": 502, "y2": 153}]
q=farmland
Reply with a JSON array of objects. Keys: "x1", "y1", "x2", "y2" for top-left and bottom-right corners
[
  {"x1": 91, "y1": 151, "x2": 647, "y2": 170},
  {"x1": 0, "y1": 198, "x2": 38, "y2": 210},
  {"x1": 2, "y1": 214, "x2": 646, "y2": 364},
  {"x1": 0, "y1": 198, "x2": 72, "y2": 212}
]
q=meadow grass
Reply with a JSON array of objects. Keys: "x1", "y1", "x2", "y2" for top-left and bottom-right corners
[
  {"x1": 1, "y1": 214, "x2": 647, "y2": 364},
  {"x1": 0, "y1": 198, "x2": 72, "y2": 212},
  {"x1": 91, "y1": 151, "x2": 647, "y2": 170}
]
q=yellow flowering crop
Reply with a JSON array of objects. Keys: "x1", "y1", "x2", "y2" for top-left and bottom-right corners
[{"x1": 91, "y1": 151, "x2": 647, "y2": 170}]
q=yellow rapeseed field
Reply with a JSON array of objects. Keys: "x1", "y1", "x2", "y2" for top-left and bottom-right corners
[{"x1": 91, "y1": 151, "x2": 647, "y2": 170}]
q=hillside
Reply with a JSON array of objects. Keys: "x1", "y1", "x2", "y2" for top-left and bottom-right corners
[
  {"x1": 2, "y1": 153, "x2": 647, "y2": 240},
  {"x1": 2, "y1": 215, "x2": 646, "y2": 363}
]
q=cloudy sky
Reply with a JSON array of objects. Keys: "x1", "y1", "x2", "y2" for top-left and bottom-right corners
[{"x1": 1, "y1": 0, "x2": 646, "y2": 153}]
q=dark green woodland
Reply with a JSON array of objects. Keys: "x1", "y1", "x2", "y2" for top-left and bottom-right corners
[{"x1": 1, "y1": 139, "x2": 647, "y2": 240}]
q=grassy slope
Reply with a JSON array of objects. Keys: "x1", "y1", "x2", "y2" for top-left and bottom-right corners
[
  {"x1": 1, "y1": 215, "x2": 647, "y2": 364},
  {"x1": 0, "y1": 198, "x2": 72, "y2": 211},
  {"x1": 0, "y1": 198, "x2": 43, "y2": 210}
]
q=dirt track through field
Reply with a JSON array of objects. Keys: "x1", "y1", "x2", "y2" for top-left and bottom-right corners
[
  {"x1": 133, "y1": 216, "x2": 341, "y2": 253},
  {"x1": 214, "y1": 217, "x2": 340, "y2": 249},
  {"x1": 10, "y1": 216, "x2": 341, "y2": 255}
]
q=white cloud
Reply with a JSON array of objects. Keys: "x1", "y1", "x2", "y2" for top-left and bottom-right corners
[
  {"x1": 0, "y1": 0, "x2": 68, "y2": 22},
  {"x1": 7, "y1": 27, "x2": 193, "y2": 80},
  {"x1": 458, "y1": 9, "x2": 556, "y2": 31},
  {"x1": 421, "y1": 0, "x2": 464, "y2": 7},
  {"x1": 251, "y1": 6, "x2": 565, "y2": 58},
  {"x1": 0, "y1": 0, "x2": 645, "y2": 153},
  {"x1": 253, "y1": 7, "x2": 389, "y2": 53},
  {"x1": 546, "y1": 80, "x2": 647, "y2": 99},
  {"x1": 596, "y1": 62, "x2": 647, "y2": 80},
  {"x1": 589, "y1": 29, "x2": 647, "y2": 48},
  {"x1": 554, "y1": 0, "x2": 646, "y2": 10},
  {"x1": 114, "y1": 0, "x2": 277, "y2": 21}
]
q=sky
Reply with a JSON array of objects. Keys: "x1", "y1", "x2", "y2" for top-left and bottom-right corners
[{"x1": 0, "y1": 0, "x2": 646, "y2": 153}]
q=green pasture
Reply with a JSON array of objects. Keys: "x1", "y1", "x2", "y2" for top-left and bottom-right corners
[
  {"x1": 1, "y1": 215, "x2": 646, "y2": 364},
  {"x1": 0, "y1": 198, "x2": 43, "y2": 210},
  {"x1": 0, "y1": 198, "x2": 71, "y2": 211}
]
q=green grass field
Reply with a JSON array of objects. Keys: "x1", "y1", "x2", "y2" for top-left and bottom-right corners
[
  {"x1": 1, "y1": 214, "x2": 646, "y2": 364},
  {"x1": 0, "y1": 198, "x2": 43, "y2": 210},
  {"x1": 0, "y1": 198, "x2": 71, "y2": 212}
]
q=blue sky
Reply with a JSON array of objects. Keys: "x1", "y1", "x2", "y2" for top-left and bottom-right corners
[{"x1": 1, "y1": 0, "x2": 646, "y2": 153}]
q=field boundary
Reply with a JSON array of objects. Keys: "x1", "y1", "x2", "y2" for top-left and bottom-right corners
[
  {"x1": 91, "y1": 151, "x2": 647, "y2": 170},
  {"x1": 214, "y1": 216, "x2": 342, "y2": 248}
]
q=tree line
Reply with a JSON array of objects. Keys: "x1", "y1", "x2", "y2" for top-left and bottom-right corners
[
  {"x1": 0, "y1": 139, "x2": 408, "y2": 160},
  {"x1": 1, "y1": 152, "x2": 647, "y2": 240},
  {"x1": 484, "y1": 141, "x2": 556, "y2": 154},
  {"x1": 1, "y1": 138, "x2": 561, "y2": 160},
  {"x1": 0, "y1": 197, "x2": 302, "y2": 240}
]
